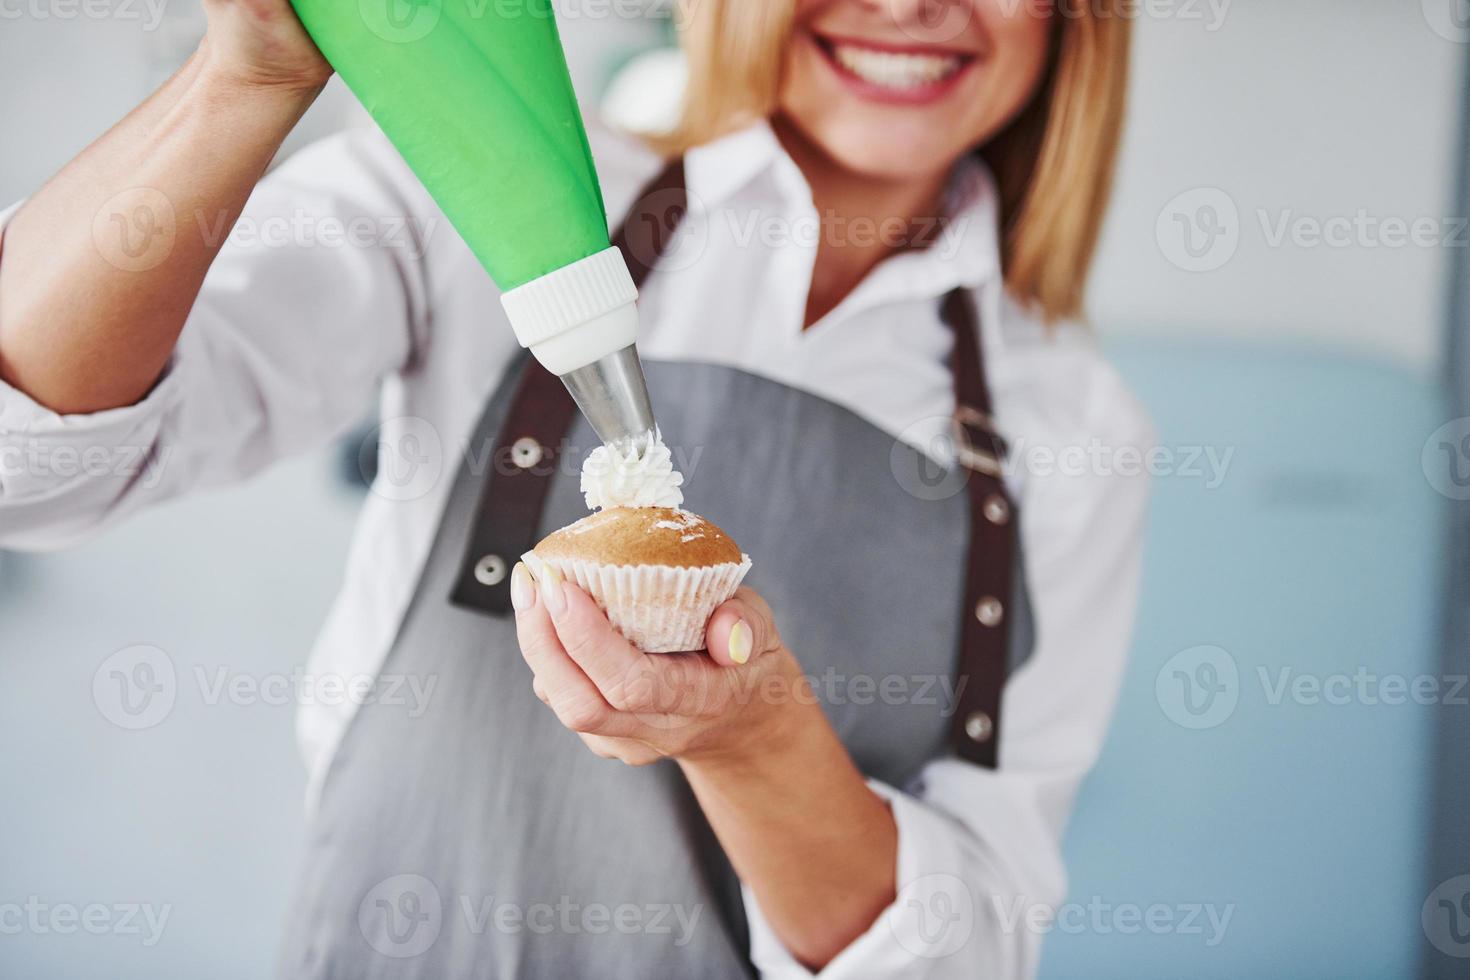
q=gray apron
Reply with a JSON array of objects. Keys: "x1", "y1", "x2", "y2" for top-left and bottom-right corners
[{"x1": 277, "y1": 161, "x2": 1032, "y2": 979}]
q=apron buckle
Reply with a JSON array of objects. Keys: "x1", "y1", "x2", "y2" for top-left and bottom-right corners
[{"x1": 952, "y1": 405, "x2": 1005, "y2": 477}]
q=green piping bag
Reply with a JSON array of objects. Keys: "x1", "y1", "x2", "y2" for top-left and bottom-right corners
[{"x1": 291, "y1": 0, "x2": 655, "y2": 445}]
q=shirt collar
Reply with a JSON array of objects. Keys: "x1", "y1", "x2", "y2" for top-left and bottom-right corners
[
  {"x1": 683, "y1": 118, "x2": 1004, "y2": 307},
  {"x1": 683, "y1": 120, "x2": 792, "y2": 208}
]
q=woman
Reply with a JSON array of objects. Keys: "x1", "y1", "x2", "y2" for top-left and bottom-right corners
[{"x1": 0, "y1": 0, "x2": 1150, "y2": 977}]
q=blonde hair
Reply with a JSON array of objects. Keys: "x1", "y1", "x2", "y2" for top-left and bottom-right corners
[{"x1": 660, "y1": 0, "x2": 1131, "y2": 322}]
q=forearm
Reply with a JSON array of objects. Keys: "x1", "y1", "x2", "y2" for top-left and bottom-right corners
[
  {"x1": 0, "y1": 40, "x2": 321, "y2": 415},
  {"x1": 680, "y1": 696, "x2": 898, "y2": 971}
]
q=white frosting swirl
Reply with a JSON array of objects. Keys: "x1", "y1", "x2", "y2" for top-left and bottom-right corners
[{"x1": 581, "y1": 428, "x2": 685, "y2": 511}]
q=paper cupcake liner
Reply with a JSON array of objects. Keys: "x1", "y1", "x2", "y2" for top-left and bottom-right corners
[{"x1": 523, "y1": 552, "x2": 753, "y2": 653}]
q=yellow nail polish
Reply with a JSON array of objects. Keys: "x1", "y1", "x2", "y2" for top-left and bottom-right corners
[
  {"x1": 510, "y1": 562, "x2": 534, "y2": 612},
  {"x1": 729, "y1": 620, "x2": 752, "y2": 665},
  {"x1": 539, "y1": 562, "x2": 566, "y2": 616}
]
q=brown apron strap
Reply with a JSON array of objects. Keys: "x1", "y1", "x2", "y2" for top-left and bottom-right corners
[
  {"x1": 449, "y1": 162, "x2": 686, "y2": 614},
  {"x1": 942, "y1": 289, "x2": 1018, "y2": 768},
  {"x1": 449, "y1": 159, "x2": 1020, "y2": 770},
  {"x1": 614, "y1": 159, "x2": 689, "y2": 288}
]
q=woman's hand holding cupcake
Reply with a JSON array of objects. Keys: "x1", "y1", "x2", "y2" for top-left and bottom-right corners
[
  {"x1": 510, "y1": 565, "x2": 804, "y2": 766},
  {"x1": 511, "y1": 556, "x2": 899, "y2": 970},
  {"x1": 511, "y1": 433, "x2": 900, "y2": 969},
  {"x1": 508, "y1": 427, "x2": 784, "y2": 765}
]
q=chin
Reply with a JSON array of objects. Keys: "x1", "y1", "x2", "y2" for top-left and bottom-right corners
[{"x1": 787, "y1": 109, "x2": 968, "y2": 184}]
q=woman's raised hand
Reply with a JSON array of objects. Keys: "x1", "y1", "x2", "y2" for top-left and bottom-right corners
[
  {"x1": 200, "y1": 0, "x2": 333, "y2": 92},
  {"x1": 0, "y1": 0, "x2": 335, "y2": 415},
  {"x1": 511, "y1": 565, "x2": 805, "y2": 767}
]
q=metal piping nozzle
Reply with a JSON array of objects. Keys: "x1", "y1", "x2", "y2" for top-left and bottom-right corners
[{"x1": 558, "y1": 344, "x2": 657, "y2": 451}]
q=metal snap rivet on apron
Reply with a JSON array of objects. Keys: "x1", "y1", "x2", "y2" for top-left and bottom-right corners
[
  {"x1": 964, "y1": 710, "x2": 994, "y2": 743},
  {"x1": 509, "y1": 437, "x2": 543, "y2": 470},
  {"x1": 975, "y1": 596, "x2": 1004, "y2": 627},
  {"x1": 474, "y1": 554, "x2": 508, "y2": 587},
  {"x1": 982, "y1": 494, "x2": 1010, "y2": 526}
]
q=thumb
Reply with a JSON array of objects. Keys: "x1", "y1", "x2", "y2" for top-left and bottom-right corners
[{"x1": 705, "y1": 586, "x2": 779, "y2": 668}]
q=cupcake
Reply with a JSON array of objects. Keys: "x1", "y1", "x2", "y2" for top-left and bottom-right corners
[{"x1": 522, "y1": 429, "x2": 752, "y2": 653}]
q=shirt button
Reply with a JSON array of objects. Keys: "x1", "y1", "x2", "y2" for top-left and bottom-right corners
[
  {"x1": 474, "y1": 554, "x2": 507, "y2": 587},
  {"x1": 975, "y1": 596, "x2": 1004, "y2": 627},
  {"x1": 510, "y1": 437, "x2": 544, "y2": 470},
  {"x1": 982, "y1": 494, "x2": 1010, "y2": 526},
  {"x1": 964, "y1": 710, "x2": 994, "y2": 743}
]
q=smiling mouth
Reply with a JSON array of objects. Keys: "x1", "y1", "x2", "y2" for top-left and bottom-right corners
[{"x1": 813, "y1": 33, "x2": 974, "y2": 92}]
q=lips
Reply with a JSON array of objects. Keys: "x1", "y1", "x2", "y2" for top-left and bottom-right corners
[{"x1": 812, "y1": 33, "x2": 975, "y2": 97}]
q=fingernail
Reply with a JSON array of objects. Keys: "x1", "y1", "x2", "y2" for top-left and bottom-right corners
[
  {"x1": 539, "y1": 563, "x2": 566, "y2": 616},
  {"x1": 510, "y1": 562, "x2": 534, "y2": 612},
  {"x1": 729, "y1": 620, "x2": 752, "y2": 665}
]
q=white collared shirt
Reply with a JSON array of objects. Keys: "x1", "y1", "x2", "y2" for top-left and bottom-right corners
[{"x1": 0, "y1": 120, "x2": 1152, "y2": 979}]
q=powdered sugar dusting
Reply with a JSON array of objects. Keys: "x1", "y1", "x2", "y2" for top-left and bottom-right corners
[
  {"x1": 652, "y1": 509, "x2": 706, "y2": 541},
  {"x1": 568, "y1": 510, "x2": 618, "y2": 535}
]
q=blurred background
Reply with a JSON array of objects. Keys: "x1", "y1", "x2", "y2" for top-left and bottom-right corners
[{"x1": 0, "y1": 1, "x2": 1465, "y2": 977}]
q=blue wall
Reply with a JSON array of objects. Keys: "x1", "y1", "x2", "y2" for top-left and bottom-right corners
[{"x1": 1042, "y1": 343, "x2": 1444, "y2": 979}]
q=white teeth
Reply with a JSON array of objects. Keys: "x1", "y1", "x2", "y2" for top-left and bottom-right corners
[{"x1": 831, "y1": 43, "x2": 964, "y2": 90}]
